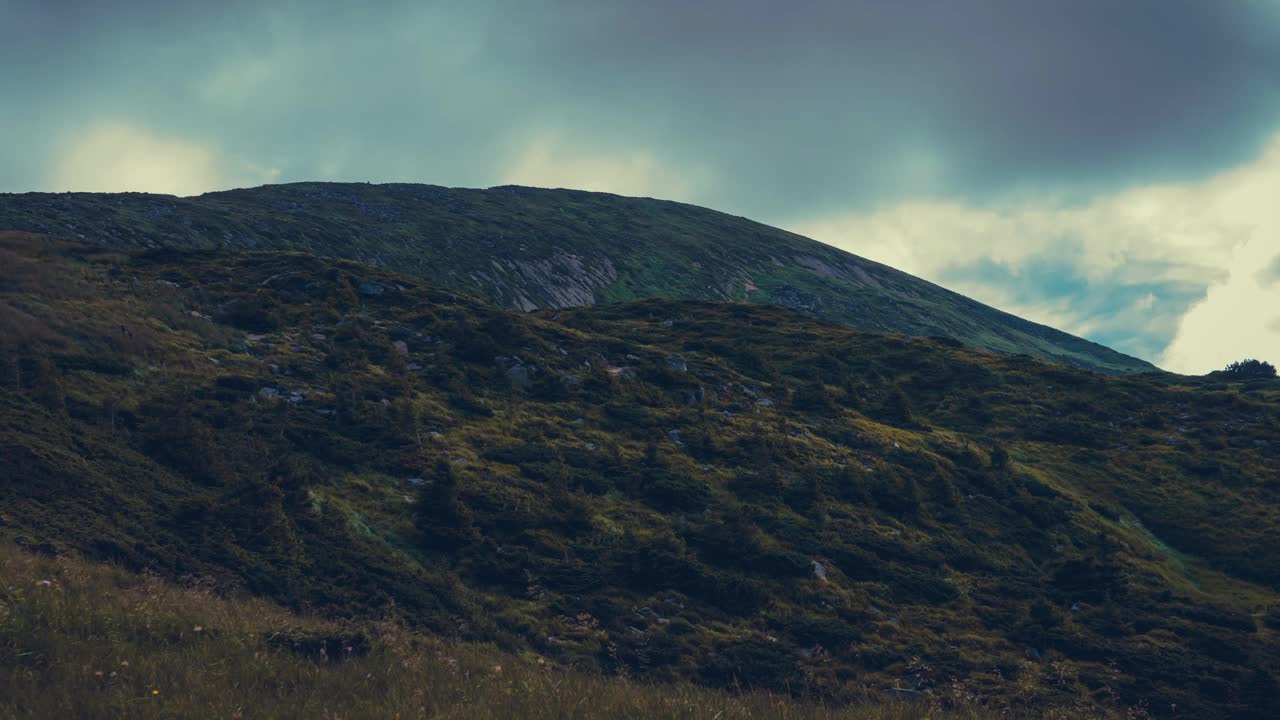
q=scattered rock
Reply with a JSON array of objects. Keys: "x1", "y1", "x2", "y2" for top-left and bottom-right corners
[
  {"x1": 357, "y1": 281, "x2": 390, "y2": 296},
  {"x1": 665, "y1": 355, "x2": 688, "y2": 373},
  {"x1": 393, "y1": 340, "x2": 409, "y2": 355},
  {"x1": 667, "y1": 429, "x2": 684, "y2": 446},
  {"x1": 812, "y1": 560, "x2": 827, "y2": 581},
  {"x1": 506, "y1": 363, "x2": 532, "y2": 388},
  {"x1": 311, "y1": 333, "x2": 327, "y2": 341},
  {"x1": 258, "y1": 387, "x2": 281, "y2": 400}
]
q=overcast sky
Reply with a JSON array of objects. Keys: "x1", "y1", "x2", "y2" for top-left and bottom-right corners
[{"x1": 3, "y1": 0, "x2": 1279, "y2": 372}]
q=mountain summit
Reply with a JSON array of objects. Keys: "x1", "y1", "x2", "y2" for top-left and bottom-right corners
[{"x1": 0, "y1": 182, "x2": 1154, "y2": 374}]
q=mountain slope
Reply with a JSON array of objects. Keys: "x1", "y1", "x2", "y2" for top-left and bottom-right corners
[
  {"x1": 2, "y1": 233, "x2": 1277, "y2": 718},
  {"x1": 0, "y1": 183, "x2": 1155, "y2": 374}
]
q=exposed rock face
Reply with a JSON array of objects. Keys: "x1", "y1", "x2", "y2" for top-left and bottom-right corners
[{"x1": 472, "y1": 249, "x2": 618, "y2": 311}]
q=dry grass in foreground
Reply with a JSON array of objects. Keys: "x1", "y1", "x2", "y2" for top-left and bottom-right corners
[{"x1": 0, "y1": 543, "x2": 1067, "y2": 720}]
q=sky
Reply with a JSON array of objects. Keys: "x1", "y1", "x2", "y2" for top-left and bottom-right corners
[{"x1": 3, "y1": 0, "x2": 1279, "y2": 373}]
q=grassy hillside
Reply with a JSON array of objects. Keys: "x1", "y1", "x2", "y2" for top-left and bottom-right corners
[
  {"x1": 2, "y1": 233, "x2": 1277, "y2": 718},
  {"x1": 1, "y1": 543, "x2": 1013, "y2": 720},
  {"x1": 0, "y1": 183, "x2": 1154, "y2": 374}
]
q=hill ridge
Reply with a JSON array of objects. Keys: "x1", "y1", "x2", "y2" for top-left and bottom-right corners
[{"x1": 0, "y1": 182, "x2": 1155, "y2": 374}]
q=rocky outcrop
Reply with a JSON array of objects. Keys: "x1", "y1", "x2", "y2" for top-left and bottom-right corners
[{"x1": 471, "y1": 249, "x2": 618, "y2": 311}]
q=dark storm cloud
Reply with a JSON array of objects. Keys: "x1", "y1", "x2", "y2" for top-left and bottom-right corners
[
  {"x1": 2, "y1": 0, "x2": 1277, "y2": 219},
  {"x1": 522, "y1": 0, "x2": 1280, "y2": 217}
]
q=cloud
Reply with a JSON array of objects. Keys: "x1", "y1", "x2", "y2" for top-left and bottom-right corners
[
  {"x1": 5, "y1": 1, "x2": 1279, "y2": 218},
  {"x1": 1156, "y1": 136, "x2": 1280, "y2": 373},
  {"x1": 791, "y1": 133, "x2": 1280, "y2": 373},
  {"x1": 1257, "y1": 254, "x2": 1280, "y2": 287},
  {"x1": 499, "y1": 135, "x2": 699, "y2": 199},
  {"x1": 50, "y1": 123, "x2": 278, "y2": 196},
  {"x1": 1160, "y1": 238, "x2": 1280, "y2": 373}
]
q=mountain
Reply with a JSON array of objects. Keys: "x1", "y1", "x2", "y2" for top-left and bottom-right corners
[
  {"x1": 2, "y1": 232, "x2": 1277, "y2": 718},
  {"x1": 0, "y1": 182, "x2": 1155, "y2": 375}
]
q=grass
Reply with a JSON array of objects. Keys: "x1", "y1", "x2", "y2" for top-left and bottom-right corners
[{"x1": 1, "y1": 544, "x2": 1026, "y2": 720}]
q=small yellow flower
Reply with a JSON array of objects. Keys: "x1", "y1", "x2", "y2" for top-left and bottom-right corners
[{"x1": 152, "y1": 690, "x2": 160, "y2": 696}]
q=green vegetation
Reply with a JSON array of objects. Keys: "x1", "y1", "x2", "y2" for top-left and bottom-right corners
[
  {"x1": 2, "y1": 233, "x2": 1278, "y2": 718},
  {"x1": 0, "y1": 543, "x2": 1014, "y2": 720},
  {"x1": 0, "y1": 182, "x2": 1154, "y2": 374},
  {"x1": 1218, "y1": 359, "x2": 1277, "y2": 380}
]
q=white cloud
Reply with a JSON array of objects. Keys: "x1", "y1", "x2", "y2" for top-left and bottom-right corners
[
  {"x1": 1159, "y1": 238, "x2": 1280, "y2": 374},
  {"x1": 789, "y1": 133, "x2": 1280, "y2": 374},
  {"x1": 500, "y1": 135, "x2": 699, "y2": 199},
  {"x1": 50, "y1": 123, "x2": 278, "y2": 196}
]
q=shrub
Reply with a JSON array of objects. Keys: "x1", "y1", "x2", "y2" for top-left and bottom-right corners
[
  {"x1": 702, "y1": 637, "x2": 803, "y2": 694},
  {"x1": 641, "y1": 469, "x2": 711, "y2": 512},
  {"x1": 878, "y1": 385, "x2": 915, "y2": 427},
  {"x1": 1222, "y1": 358, "x2": 1277, "y2": 379},
  {"x1": 416, "y1": 460, "x2": 478, "y2": 550}
]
